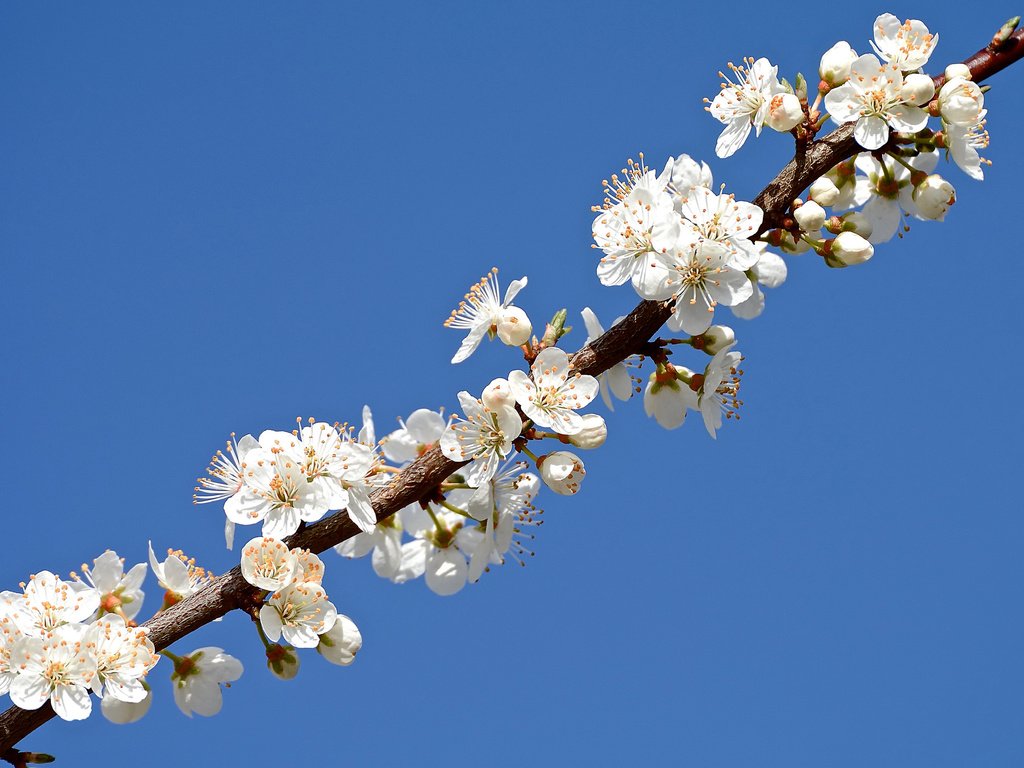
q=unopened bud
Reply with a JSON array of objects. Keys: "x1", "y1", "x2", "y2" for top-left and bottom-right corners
[
  {"x1": 538, "y1": 451, "x2": 586, "y2": 495},
  {"x1": 793, "y1": 200, "x2": 826, "y2": 232},
  {"x1": 819, "y1": 41, "x2": 857, "y2": 87},
  {"x1": 696, "y1": 324, "x2": 736, "y2": 355},
  {"x1": 992, "y1": 16, "x2": 1021, "y2": 49},
  {"x1": 944, "y1": 63, "x2": 971, "y2": 82},
  {"x1": 767, "y1": 92, "x2": 804, "y2": 132},
  {"x1": 779, "y1": 230, "x2": 810, "y2": 255},
  {"x1": 900, "y1": 73, "x2": 935, "y2": 106},
  {"x1": 482, "y1": 377, "x2": 515, "y2": 410},
  {"x1": 497, "y1": 306, "x2": 532, "y2": 346},
  {"x1": 567, "y1": 414, "x2": 607, "y2": 450},
  {"x1": 808, "y1": 177, "x2": 840, "y2": 206},
  {"x1": 266, "y1": 643, "x2": 300, "y2": 680},
  {"x1": 829, "y1": 231, "x2": 874, "y2": 266},
  {"x1": 840, "y1": 211, "x2": 873, "y2": 238},
  {"x1": 912, "y1": 174, "x2": 955, "y2": 220}
]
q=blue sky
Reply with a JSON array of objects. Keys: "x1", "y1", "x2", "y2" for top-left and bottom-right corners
[{"x1": 2, "y1": 2, "x2": 1023, "y2": 765}]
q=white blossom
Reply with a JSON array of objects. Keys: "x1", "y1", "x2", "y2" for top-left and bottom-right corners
[
  {"x1": 824, "y1": 54, "x2": 928, "y2": 150},
  {"x1": 193, "y1": 433, "x2": 260, "y2": 549},
  {"x1": 567, "y1": 413, "x2": 608, "y2": 450},
  {"x1": 508, "y1": 347, "x2": 599, "y2": 435},
  {"x1": 240, "y1": 537, "x2": 299, "y2": 592},
  {"x1": 662, "y1": 241, "x2": 753, "y2": 335},
  {"x1": 819, "y1": 41, "x2": 858, "y2": 87},
  {"x1": 829, "y1": 231, "x2": 874, "y2": 266},
  {"x1": 871, "y1": 13, "x2": 938, "y2": 72},
  {"x1": 444, "y1": 268, "x2": 528, "y2": 364},
  {"x1": 85, "y1": 614, "x2": 158, "y2": 703},
  {"x1": 692, "y1": 344, "x2": 745, "y2": 439},
  {"x1": 946, "y1": 110, "x2": 989, "y2": 181},
  {"x1": 912, "y1": 174, "x2": 956, "y2": 220},
  {"x1": 260, "y1": 582, "x2": 337, "y2": 649},
  {"x1": 381, "y1": 408, "x2": 448, "y2": 464},
  {"x1": 171, "y1": 647, "x2": 243, "y2": 718},
  {"x1": 440, "y1": 391, "x2": 522, "y2": 486},
  {"x1": 538, "y1": 451, "x2": 586, "y2": 496},
  {"x1": 496, "y1": 306, "x2": 532, "y2": 346},
  {"x1": 9, "y1": 625, "x2": 94, "y2": 721},
  {"x1": 938, "y1": 77, "x2": 985, "y2": 126},
  {"x1": 335, "y1": 518, "x2": 404, "y2": 581},
  {"x1": 148, "y1": 543, "x2": 213, "y2": 602},
  {"x1": 79, "y1": 550, "x2": 147, "y2": 622},
  {"x1": 316, "y1": 615, "x2": 362, "y2": 666},
  {"x1": 7, "y1": 571, "x2": 99, "y2": 637},
  {"x1": 707, "y1": 57, "x2": 786, "y2": 157},
  {"x1": 643, "y1": 367, "x2": 698, "y2": 430}
]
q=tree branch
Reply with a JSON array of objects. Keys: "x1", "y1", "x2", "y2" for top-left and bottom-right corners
[{"x1": 3, "y1": 20, "x2": 1022, "y2": 754}]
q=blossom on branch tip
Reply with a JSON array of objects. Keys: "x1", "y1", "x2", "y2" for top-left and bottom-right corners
[
  {"x1": 444, "y1": 268, "x2": 528, "y2": 364},
  {"x1": 508, "y1": 347, "x2": 599, "y2": 436},
  {"x1": 938, "y1": 77, "x2": 985, "y2": 127}
]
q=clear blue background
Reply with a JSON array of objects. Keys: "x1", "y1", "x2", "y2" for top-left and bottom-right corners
[{"x1": 2, "y1": 2, "x2": 1022, "y2": 765}]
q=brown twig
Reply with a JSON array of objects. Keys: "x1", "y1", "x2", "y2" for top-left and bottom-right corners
[{"x1": 2, "y1": 18, "x2": 1023, "y2": 755}]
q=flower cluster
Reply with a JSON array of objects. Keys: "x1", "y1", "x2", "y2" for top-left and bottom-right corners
[
  {"x1": 239, "y1": 536, "x2": 362, "y2": 676},
  {"x1": 0, "y1": 557, "x2": 158, "y2": 722}
]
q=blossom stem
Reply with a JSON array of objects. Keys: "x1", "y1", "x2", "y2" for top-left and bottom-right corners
[
  {"x1": 440, "y1": 482, "x2": 472, "y2": 490},
  {"x1": 159, "y1": 649, "x2": 185, "y2": 665},
  {"x1": 886, "y1": 152, "x2": 917, "y2": 173},
  {"x1": 424, "y1": 504, "x2": 446, "y2": 532},
  {"x1": 254, "y1": 620, "x2": 274, "y2": 651},
  {"x1": 438, "y1": 499, "x2": 472, "y2": 518},
  {"x1": 519, "y1": 444, "x2": 541, "y2": 463}
]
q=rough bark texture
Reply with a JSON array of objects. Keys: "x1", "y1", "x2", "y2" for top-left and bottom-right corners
[{"x1": 2, "y1": 23, "x2": 1022, "y2": 755}]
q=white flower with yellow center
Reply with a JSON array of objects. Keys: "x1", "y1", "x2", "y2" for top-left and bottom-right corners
[
  {"x1": 240, "y1": 537, "x2": 299, "y2": 592},
  {"x1": 676, "y1": 185, "x2": 764, "y2": 270},
  {"x1": 824, "y1": 54, "x2": 928, "y2": 150},
  {"x1": 228, "y1": 440, "x2": 330, "y2": 539},
  {"x1": 291, "y1": 548, "x2": 326, "y2": 584},
  {"x1": 9, "y1": 624, "x2": 95, "y2": 721},
  {"x1": 946, "y1": 110, "x2": 990, "y2": 181},
  {"x1": 592, "y1": 158, "x2": 681, "y2": 293},
  {"x1": 508, "y1": 347, "x2": 599, "y2": 436},
  {"x1": 79, "y1": 549, "x2": 147, "y2": 622},
  {"x1": 662, "y1": 240, "x2": 753, "y2": 336},
  {"x1": 707, "y1": 57, "x2": 786, "y2": 158},
  {"x1": 440, "y1": 391, "x2": 522, "y2": 487},
  {"x1": 335, "y1": 512, "x2": 404, "y2": 581},
  {"x1": 259, "y1": 582, "x2": 337, "y2": 649},
  {"x1": 871, "y1": 13, "x2": 937, "y2": 71},
  {"x1": 147, "y1": 543, "x2": 214, "y2": 603},
  {"x1": 692, "y1": 344, "x2": 745, "y2": 439},
  {"x1": 291, "y1": 420, "x2": 379, "y2": 533},
  {"x1": 444, "y1": 268, "x2": 528, "y2": 364},
  {"x1": 0, "y1": 610, "x2": 25, "y2": 697},
  {"x1": 6, "y1": 570, "x2": 99, "y2": 638},
  {"x1": 380, "y1": 408, "x2": 448, "y2": 464},
  {"x1": 193, "y1": 433, "x2": 259, "y2": 549},
  {"x1": 85, "y1": 614, "x2": 158, "y2": 704}
]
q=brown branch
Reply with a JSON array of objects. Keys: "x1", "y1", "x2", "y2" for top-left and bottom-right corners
[{"x1": 3, "y1": 18, "x2": 1023, "y2": 754}]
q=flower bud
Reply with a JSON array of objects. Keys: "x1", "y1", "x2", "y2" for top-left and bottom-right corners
[
  {"x1": 912, "y1": 174, "x2": 955, "y2": 220},
  {"x1": 829, "y1": 231, "x2": 874, "y2": 266},
  {"x1": 496, "y1": 306, "x2": 532, "y2": 346},
  {"x1": 900, "y1": 73, "x2": 935, "y2": 106},
  {"x1": 944, "y1": 63, "x2": 972, "y2": 82},
  {"x1": 697, "y1": 325, "x2": 736, "y2": 355},
  {"x1": 317, "y1": 614, "x2": 362, "y2": 666},
  {"x1": 100, "y1": 690, "x2": 152, "y2": 725},
  {"x1": 567, "y1": 413, "x2": 607, "y2": 450},
  {"x1": 793, "y1": 200, "x2": 826, "y2": 232},
  {"x1": 778, "y1": 231, "x2": 810, "y2": 255},
  {"x1": 938, "y1": 77, "x2": 984, "y2": 126},
  {"x1": 481, "y1": 377, "x2": 515, "y2": 410},
  {"x1": 819, "y1": 41, "x2": 857, "y2": 87},
  {"x1": 266, "y1": 643, "x2": 300, "y2": 680},
  {"x1": 840, "y1": 211, "x2": 873, "y2": 238},
  {"x1": 538, "y1": 451, "x2": 586, "y2": 495},
  {"x1": 643, "y1": 368, "x2": 696, "y2": 430},
  {"x1": 767, "y1": 93, "x2": 804, "y2": 132},
  {"x1": 808, "y1": 177, "x2": 840, "y2": 206}
]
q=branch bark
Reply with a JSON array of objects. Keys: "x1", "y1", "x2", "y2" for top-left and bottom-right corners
[{"x1": 3, "y1": 21, "x2": 1022, "y2": 754}]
